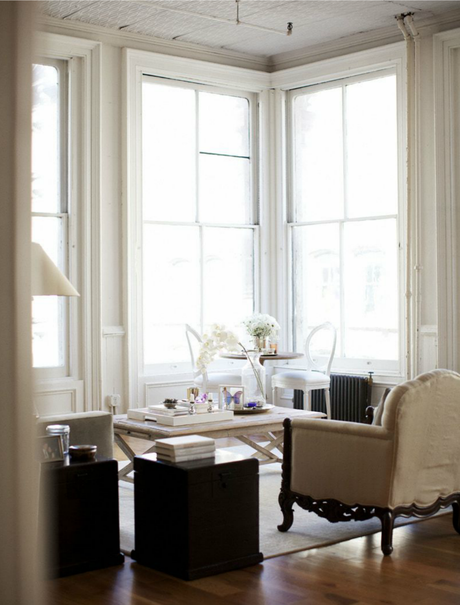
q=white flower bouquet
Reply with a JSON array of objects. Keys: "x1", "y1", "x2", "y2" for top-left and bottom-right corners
[{"x1": 242, "y1": 313, "x2": 280, "y2": 340}]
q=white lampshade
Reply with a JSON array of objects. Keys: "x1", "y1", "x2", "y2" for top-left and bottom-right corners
[{"x1": 31, "y1": 242, "x2": 80, "y2": 297}]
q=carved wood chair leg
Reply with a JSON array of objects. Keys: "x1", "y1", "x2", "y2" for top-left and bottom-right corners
[
  {"x1": 452, "y1": 501, "x2": 460, "y2": 534},
  {"x1": 381, "y1": 510, "x2": 394, "y2": 556},
  {"x1": 277, "y1": 492, "x2": 295, "y2": 532}
]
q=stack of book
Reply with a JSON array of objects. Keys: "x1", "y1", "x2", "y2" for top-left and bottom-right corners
[
  {"x1": 148, "y1": 403, "x2": 189, "y2": 418},
  {"x1": 155, "y1": 435, "x2": 216, "y2": 463}
]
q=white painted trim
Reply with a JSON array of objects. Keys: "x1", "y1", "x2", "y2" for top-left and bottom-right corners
[
  {"x1": 37, "y1": 14, "x2": 269, "y2": 72},
  {"x1": 102, "y1": 326, "x2": 126, "y2": 337},
  {"x1": 37, "y1": 9, "x2": 460, "y2": 75},
  {"x1": 34, "y1": 379, "x2": 84, "y2": 414},
  {"x1": 419, "y1": 324, "x2": 438, "y2": 335},
  {"x1": 244, "y1": 87, "x2": 286, "y2": 342},
  {"x1": 123, "y1": 47, "x2": 141, "y2": 412},
  {"x1": 283, "y1": 48, "x2": 407, "y2": 377},
  {"x1": 271, "y1": 27, "x2": 402, "y2": 72},
  {"x1": 35, "y1": 32, "x2": 102, "y2": 411},
  {"x1": 270, "y1": 10, "x2": 460, "y2": 72},
  {"x1": 124, "y1": 48, "x2": 266, "y2": 407},
  {"x1": 270, "y1": 42, "x2": 406, "y2": 90},
  {"x1": 434, "y1": 29, "x2": 460, "y2": 371},
  {"x1": 145, "y1": 379, "x2": 192, "y2": 389},
  {"x1": 124, "y1": 48, "x2": 271, "y2": 93}
]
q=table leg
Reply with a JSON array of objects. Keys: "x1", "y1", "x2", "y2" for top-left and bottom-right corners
[
  {"x1": 236, "y1": 432, "x2": 284, "y2": 464},
  {"x1": 114, "y1": 433, "x2": 156, "y2": 483}
]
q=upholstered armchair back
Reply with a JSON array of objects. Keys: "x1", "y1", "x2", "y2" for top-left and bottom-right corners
[
  {"x1": 381, "y1": 369, "x2": 460, "y2": 508},
  {"x1": 279, "y1": 369, "x2": 460, "y2": 556}
]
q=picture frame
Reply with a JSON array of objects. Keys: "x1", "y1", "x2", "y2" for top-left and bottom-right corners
[
  {"x1": 36, "y1": 435, "x2": 64, "y2": 462},
  {"x1": 219, "y1": 385, "x2": 245, "y2": 410}
]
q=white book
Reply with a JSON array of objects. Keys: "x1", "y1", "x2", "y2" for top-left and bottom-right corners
[
  {"x1": 145, "y1": 409, "x2": 234, "y2": 427},
  {"x1": 155, "y1": 444, "x2": 215, "y2": 456},
  {"x1": 148, "y1": 405, "x2": 189, "y2": 416},
  {"x1": 127, "y1": 407, "x2": 149, "y2": 421},
  {"x1": 155, "y1": 434, "x2": 215, "y2": 450},
  {"x1": 157, "y1": 451, "x2": 216, "y2": 463}
]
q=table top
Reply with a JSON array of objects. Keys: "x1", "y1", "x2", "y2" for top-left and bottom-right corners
[
  {"x1": 113, "y1": 406, "x2": 324, "y2": 441},
  {"x1": 220, "y1": 351, "x2": 303, "y2": 365}
]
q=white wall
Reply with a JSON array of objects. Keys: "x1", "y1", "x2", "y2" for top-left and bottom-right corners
[
  {"x1": 36, "y1": 14, "x2": 460, "y2": 414},
  {"x1": 0, "y1": 3, "x2": 43, "y2": 603}
]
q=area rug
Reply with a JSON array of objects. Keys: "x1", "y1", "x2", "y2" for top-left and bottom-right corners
[{"x1": 118, "y1": 449, "x2": 441, "y2": 559}]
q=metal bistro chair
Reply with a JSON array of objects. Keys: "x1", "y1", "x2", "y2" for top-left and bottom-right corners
[
  {"x1": 271, "y1": 322, "x2": 337, "y2": 419},
  {"x1": 185, "y1": 324, "x2": 242, "y2": 395}
]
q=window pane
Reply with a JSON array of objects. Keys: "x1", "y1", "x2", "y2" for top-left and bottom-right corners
[
  {"x1": 143, "y1": 224, "x2": 200, "y2": 365},
  {"x1": 199, "y1": 93, "x2": 249, "y2": 157},
  {"x1": 203, "y1": 227, "x2": 254, "y2": 330},
  {"x1": 199, "y1": 155, "x2": 251, "y2": 224},
  {"x1": 293, "y1": 88, "x2": 344, "y2": 222},
  {"x1": 343, "y1": 219, "x2": 398, "y2": 360},
  {"x1": 32, "y1": 64, "x2": 60, "y2": 213},
  {"x1": 293, "y1": 224, "x2": 341, "y2": 353},
  {"x1": 32, "y1": 217, "x2": 66, "y2": 368},
  {"x1": 346, "y1": 76, "x2": 398, "y2": 218},
  {"x1": 142, "y1": 81, "x2": 196, "y2": 222}
]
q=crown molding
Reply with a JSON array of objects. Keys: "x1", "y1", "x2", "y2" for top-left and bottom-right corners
[
  {"x1": 269, "y1": 8, "x2": 460, "y2": 72},
  {"x1": 269, "y1": 24, "x2": 401, "y2": 72},
  {"x1": 270, "y1": 41, "x2": 404, "y2": 90},
  {"x1": 125, "y1": 47, "x2": 271, "y2": 92},
  {"x1": 36, "y1": 15, "x2": 271, "y2": 72},
  {"x1": 36, "y1": 7, "x2": 460, "y2": 77}
]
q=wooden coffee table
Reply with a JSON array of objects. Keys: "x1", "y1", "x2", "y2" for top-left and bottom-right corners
[{"x1": 113, "y1": 406, "x2": 325, "y2": 483}]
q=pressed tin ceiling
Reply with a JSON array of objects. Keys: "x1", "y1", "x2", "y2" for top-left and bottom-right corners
[{"x1": 39, "y1": 1, "x2": 460, "y2": 58}]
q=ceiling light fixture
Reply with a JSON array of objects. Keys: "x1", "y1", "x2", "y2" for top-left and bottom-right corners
[{"x1": 122, "y1": 0, "x2": 293, "y2": 37}]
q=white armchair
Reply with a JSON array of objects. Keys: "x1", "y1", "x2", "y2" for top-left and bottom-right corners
[{"x1": 278, "y1": 369, "x2": 460, "y2": 555}]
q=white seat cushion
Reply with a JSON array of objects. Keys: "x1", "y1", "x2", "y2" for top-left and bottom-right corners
[{"x1": 272, "y1": 370, "x2": 330, "y2": 390}]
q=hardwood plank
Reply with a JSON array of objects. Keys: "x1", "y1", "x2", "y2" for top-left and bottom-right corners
[{"x1": 45, "y1": 515, "x2": 460, "y2": 605}]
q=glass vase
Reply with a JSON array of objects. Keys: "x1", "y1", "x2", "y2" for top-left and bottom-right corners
[
  {"x1": 253, "y1": 336, "x2": 267, "y2": 352},
  {"x1": 242, "y1": 351, "x2": 266, "y2": 407}
]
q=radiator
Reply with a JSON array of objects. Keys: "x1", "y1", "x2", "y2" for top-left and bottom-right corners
[{"x1": 293, "y1": 373, "x2": 373, "y2": 423}]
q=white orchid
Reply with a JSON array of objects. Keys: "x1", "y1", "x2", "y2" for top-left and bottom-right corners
[
  {"x1": 196, "y1": 324, "x2": 240, "y2": 373},
  {"x1": 196, "y1": 323, "x2": 267, "y2": 399},
  {"x1": 243, "y1": 313, "x2": 280, "y2": 339}
]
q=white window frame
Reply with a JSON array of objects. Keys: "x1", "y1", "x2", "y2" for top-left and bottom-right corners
[
  {"x1": 141, "y1": 75, "x2": 259, "y2": 376},
  {"x1": 124, "y1": 49, "x2": 271, "y2": 407},
  {"x1": 273, "y1": 43, "x2": 407, "y2": 379},
  {"x1": 32, "y1": 57, "x2": 69, "y2": 380},
  {"x1": 34, "y1": 33, "x2": 101, "y2": 414}
]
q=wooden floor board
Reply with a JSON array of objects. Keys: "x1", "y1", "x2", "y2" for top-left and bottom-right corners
[{"x1": 45, "y1": 515, "x2": 460, "y2": 605}]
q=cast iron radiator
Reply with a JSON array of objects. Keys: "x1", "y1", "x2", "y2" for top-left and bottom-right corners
[{"x1": 293, "y1": 373, "x2": 373, "y2": 423}]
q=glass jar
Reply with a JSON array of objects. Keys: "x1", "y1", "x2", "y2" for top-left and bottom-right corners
[
  {"x1": 253, "y1": 336, "x2": 267, "y2": 352},
  {"x1": 46, "y1": 424, "x2": 70, "y2": 455},
  {"x1": 242, "y1": 351, "x2": 266, "y2": 407}
]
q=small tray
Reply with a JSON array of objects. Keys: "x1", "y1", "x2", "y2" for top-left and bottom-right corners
[{"x1": 231, "y1": 404, "x2": 275, "y2": 415}]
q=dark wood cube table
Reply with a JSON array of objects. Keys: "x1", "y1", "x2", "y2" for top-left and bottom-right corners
[
  {"x1": 41, "y1": 456, "x2": 124, "y2": 577},
  {"x1": 132, "y1": 450, "x2": 263, "y2": 580}
]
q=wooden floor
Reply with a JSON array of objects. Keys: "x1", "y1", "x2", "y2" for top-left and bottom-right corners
[
  {"x1": 46, "y1": 437, "x2": 460, "y2": 604},
  {"x1": 45, "y1": 510, "x2": 460, "y2": 604}
]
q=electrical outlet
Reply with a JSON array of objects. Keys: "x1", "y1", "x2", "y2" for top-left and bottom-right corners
[{"x1": 107, "y1": 394, "x2": 121, "y2": 410}]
